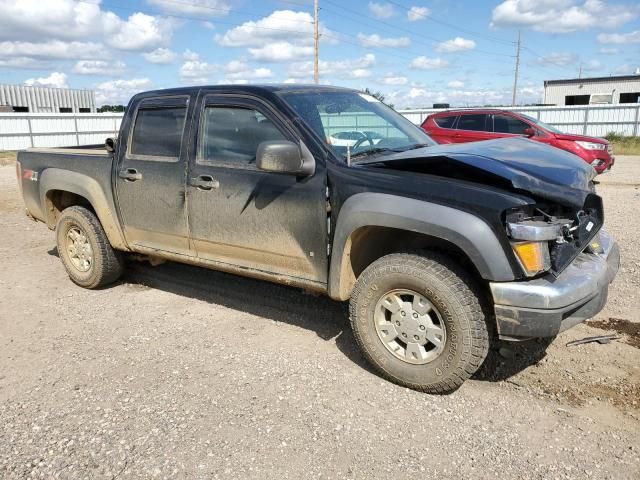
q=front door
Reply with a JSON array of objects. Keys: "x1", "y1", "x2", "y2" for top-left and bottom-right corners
[
  {"x1": 115, "y1": 95, "x2": 193, "y2": 255},
  {"x1": 186, "y1": 93, "x2": 328, "y2": 286}
]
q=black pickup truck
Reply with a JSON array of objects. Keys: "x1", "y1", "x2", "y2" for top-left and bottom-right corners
[{"x1": 17, "y1": 85, "x2": 619, "y2": 393}]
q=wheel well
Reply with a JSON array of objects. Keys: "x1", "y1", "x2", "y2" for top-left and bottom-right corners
[
  {"x1": 335, "y1": 226, "x2": 484, "y2": 300},
  {"x1": 45, "y1": 190, "x2": 95, "y2": 228}
]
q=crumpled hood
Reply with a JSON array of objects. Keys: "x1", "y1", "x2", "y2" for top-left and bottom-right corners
[{"x1": 358, "y1": 137, "x2": 596, "y2": 207}]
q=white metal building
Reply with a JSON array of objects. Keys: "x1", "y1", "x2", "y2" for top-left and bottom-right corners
[
  {"x1": 543, "y1": 74, "x2": 640, "y2": 106},
  {"x1": 0, "y1": 84, "x2": 96, "y2": 113}
]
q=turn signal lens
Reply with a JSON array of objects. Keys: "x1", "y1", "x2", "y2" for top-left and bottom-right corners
[{"x1": 512, "y1": 241, "x2": 551, "y2": 276}]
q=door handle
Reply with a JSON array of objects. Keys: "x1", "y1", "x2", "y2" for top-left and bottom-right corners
[
  {"x1": 190, "y1": 175, "x2": 219, "y2": 190},
  {"x1": 118, "y1": 168, "x2": 142, "y2": 181}
]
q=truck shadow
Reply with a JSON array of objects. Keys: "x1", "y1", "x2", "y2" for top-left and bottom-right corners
[
  {"x1": 122, "y1": 260, "x2": 378, "y2": 375},
  {"x1": 47, "y1": 247, "x2": 553, "y2": 387}
]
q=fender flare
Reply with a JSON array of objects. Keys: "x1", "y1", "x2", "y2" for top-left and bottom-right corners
[
  {"x1": 39, "y1": 168, "x2": 128, "y2": 251},
  {"x1": 328, "y1": 193, "x2": 515, "y2": 300}
]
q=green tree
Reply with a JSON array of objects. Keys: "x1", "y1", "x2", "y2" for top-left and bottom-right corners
[
  {"x1": 362, "y1": 88, "x2": 394, "y2": 109},
  {"x1": 97, "y1": 105, "x2": 125, "y2": 113}
]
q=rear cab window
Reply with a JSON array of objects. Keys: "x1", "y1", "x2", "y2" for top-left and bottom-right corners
[{"x1": 128, "y1": 96, "x2": 189, "y2": 160}]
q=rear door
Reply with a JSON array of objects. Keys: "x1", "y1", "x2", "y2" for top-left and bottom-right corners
[
  {"x1": 185, "y1": 93, "x2": 328, "y2": 285},
  {"x1": 115, "y1": 95, "x2": 193, "y2": 255},
  {"x1": 452, "y1": 113, "x2": 493, "y2": 143}
]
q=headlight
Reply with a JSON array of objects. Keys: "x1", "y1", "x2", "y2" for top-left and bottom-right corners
[
  {"x1": 511, "y1": 241, "x2": 551, "y2": 276},
  {"x1": 576, "y1": 141, "x2": 607, "y2": 151}
]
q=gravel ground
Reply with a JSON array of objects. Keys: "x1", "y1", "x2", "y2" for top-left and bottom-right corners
[{"x1": 1, "y1": 157, "x2": 639, "y2": 479}]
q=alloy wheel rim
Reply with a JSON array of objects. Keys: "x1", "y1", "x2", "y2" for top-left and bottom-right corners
[
  {"x1": 374, "y1": 289, "x2": 447, "y2": 365},
  {"x1": 66, "y1": 226, "x2": 93, "y2": 272}
]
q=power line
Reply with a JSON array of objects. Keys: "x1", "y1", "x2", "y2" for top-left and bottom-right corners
[
  {"x1": 322, "y1": 0, "x2": 514, "y2": 58},
  {"x1": 382, "y1": 0, "x2": 516, "y2": 46}
]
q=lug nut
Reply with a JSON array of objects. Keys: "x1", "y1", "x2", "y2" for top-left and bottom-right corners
[
  {"x1": 395, "y1": 321, "x2": 401, "y2": 326},
  {"x1": 400, "y1": 311, "x2": 406, "y2": 316},
  {"x1": 412, "y1": 313, "x2": 418, "y2": 318},
  {"x1": 419, "y1": 325, "x2": 425, "y2": 331},
  {"x1": 414, "y1": 335, "x2": 420, "y2": 341},
  {"x1": 402, "y1": 333, "x2": 407, "y2": 338}
]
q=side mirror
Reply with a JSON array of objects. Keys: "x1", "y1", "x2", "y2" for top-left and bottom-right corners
[
  {"x1": 256, "y1": 140, "x2": 315, "y2": 176},
  {"x1": 523, "y1": 127, "x2": 535, "y2": 137},
  {"x1": 105, "y1": 137, "x2": 116, "y2": 153}
]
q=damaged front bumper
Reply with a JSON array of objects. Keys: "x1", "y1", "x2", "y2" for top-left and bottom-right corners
[{"x1": 490, "y1": 230, "x2": 620, "y2": 340}]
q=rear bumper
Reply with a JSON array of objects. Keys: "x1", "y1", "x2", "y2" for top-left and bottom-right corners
[{"x1": 489, "y1": 230, "x2": 619, "y2": 340}]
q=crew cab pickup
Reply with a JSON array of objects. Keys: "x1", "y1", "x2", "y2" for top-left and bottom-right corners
[{"x1": 17, "y1": 85, "x2": 620, "y2": 393}]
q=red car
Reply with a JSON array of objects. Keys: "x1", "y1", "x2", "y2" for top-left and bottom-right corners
[{"x1": 421, "y1": 109, "x2": 614, "y2": 173}]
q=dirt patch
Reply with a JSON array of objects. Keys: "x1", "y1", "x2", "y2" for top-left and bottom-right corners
[
  {"x1": 589, "y1": 318, "x2": 640, "y2": 348},
  {"x1": 0, "y1": 151, "x2": 16, "y2": 166}
]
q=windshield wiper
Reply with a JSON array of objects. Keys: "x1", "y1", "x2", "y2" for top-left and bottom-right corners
[
  {"x1": 395, "y1": 143, "x2": 431, "y2": 151},
  {"x1": 349, "y1": 147, "x2": 395, "y2": 161}
]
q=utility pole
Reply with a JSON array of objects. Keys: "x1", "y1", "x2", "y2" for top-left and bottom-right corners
[
  {"x1": 511, "y1": 30, "x2": 521, "y2": 106},
  {"x1": 314, "y1": 0, "x2": 319, "y2": 84},
  {"x1": 578, "y1": 62, "x2": 583, "y2": 79}
]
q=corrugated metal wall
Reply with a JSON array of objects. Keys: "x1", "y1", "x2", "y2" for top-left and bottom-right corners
[
  {"x1": 0, "y1": 113, "x2": 122, "y2": 150},
  {"x1": 0, "y1": 104, "x2": 638, "y2": 151},
  {"x1": 398, "y1": 104, "x2": 640, "y2": 137},
  {"x1": 0, "y1": 84, "x2": 96, "y2": 113},
  {"x1": 543, "y1": 78, "x2": 640, "y2": 105}
]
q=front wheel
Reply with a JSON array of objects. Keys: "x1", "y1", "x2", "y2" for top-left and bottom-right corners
[{"x1": 349, "y1": 252, "x2": 489, "y2": 393}]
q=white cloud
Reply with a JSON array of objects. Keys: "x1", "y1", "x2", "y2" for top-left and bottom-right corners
[
  {"x1": 0, "y1": 1, "x2": 175, "y2": 53},
  {"x1": 436, "y1": 37, "x2": 476, "y2": 53},
  {"x1": 612, "y1": 64, "x2": 633, "y2": 75},
  {"x1": 532, "y1": 52, "x2": 578, "y2": 67},
  {"x1": 183, "y1": 49, "x2": 201, "y2": 61},
  {"x1": 147, "y1": 0, "x2": 230, "y2": 17},
  {"x1": 597, "y1": 30, "x2": 640, "y2": 44},
  {"x1": 0, "y1": 57, "x2": 55, "y2": 69},
  {"x1": 288, "y1": 53, "x2": 376, "y2": 80},
  {"x1": 24, "y1": 72, "x2": 69, "y2": 89},
  {"x1": 180, "y1": 60, "x2": 217, "y2": 83},
  {"x1": 248, "y1": 43, "x2": 314, "y2": 62},
  {"x1": 106, "y1": 12, "x2": 174, "y2": 51},
  {"x1": 379, "y1": 75, "x2": 408, "y2": 85},
  {"x1": 583, "y1": 59, "x2": 602, "y2": 71},
  {"x1": 215, "y1": 10, "x2": 334, "y2": 62},
  {"x1": 386, "y1": 85, "x2": 543, "y2": 109},
  {"x1": 407, "y1": 6, "x2": 430, "y2": 21},
  {"x1": 96, "y1": 78, "x2": 153, "y2": 105},
  {"x1": 410, "y1": 56, "x2": 449, "y2": 69},
  {"x1": 368, "y1": 2, "x2": 395, "y2": 19},
  {"x1": 491, "y1": 0, "x2": 638, "y2": 33},
  {"x1": 143, "y1": 47, "x2": 177, "y2": 64},
  {"x1": 448, "y1": 80, "x2": 465, "y2": 88},
  {"x1": 72, "y1": 60, "x2": 126, "y2": 76},
  {"x1": 357, "y1": 33, "x2": 410, "y2": 48},
  {"x1": 0, "y1": 40, "x2": 106, "y2": 60},
  {"x1": 224, "y1": 59, "x2": 273, "y2": 82},
  {"x1": 598, "y1": 47, "x2": 619, "y2": 54}
]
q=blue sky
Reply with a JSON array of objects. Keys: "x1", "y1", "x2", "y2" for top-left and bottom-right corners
[{"x1": 0, "y1": 0, "x2": 638, "y2": 107}]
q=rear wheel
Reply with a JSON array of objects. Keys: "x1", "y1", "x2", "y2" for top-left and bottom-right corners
[
  {"x1": 56, "y1": 206, "x2": 124, "y2": 289},
  {"x1": 349, "y1": 252, "x2": 489, "y2": 393}
]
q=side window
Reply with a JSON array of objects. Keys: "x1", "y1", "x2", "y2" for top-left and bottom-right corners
[
  {"x1": 198, "y1": 106, "x2": 287, "y2": 167},
  {"x1": 493, "y1": 114, "x2": 530, "y2": 135},
  {"x1": 456, "y1": 114, "x2": 488, "y2": 131},
  {"x1": 434, "y1": 115, "x2": 457, "y2": 129},
  {"x1": 130, "y1": 99, "x2": 188, "y2": 159}
]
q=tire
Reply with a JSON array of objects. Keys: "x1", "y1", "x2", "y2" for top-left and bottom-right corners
[
  {"x1": 349, "y1": 252, "x2": 489, "y2": 394},
  {"x1": 56, "y1": 206, "x2": 124, "y2": 289}
]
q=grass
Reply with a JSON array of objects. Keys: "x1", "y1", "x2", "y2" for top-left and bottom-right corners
[
  {"x1": 605, "y1": 133, "x2": 640, "y2": 156},
  {"x1": 0, "y1": 151, "x2": 17, "y2": 166}
]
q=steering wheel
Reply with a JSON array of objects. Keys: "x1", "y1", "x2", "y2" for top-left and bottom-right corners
[{"x1": 352, "y1": 133, "x2": 375, "y2": 152}]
